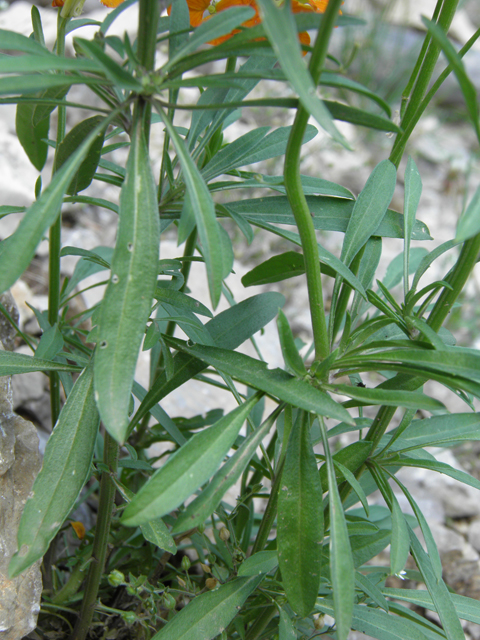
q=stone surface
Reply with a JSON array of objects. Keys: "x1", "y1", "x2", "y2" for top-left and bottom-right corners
[{"x1": 0, "y1": 294, "x2": 42, "y2": 640}]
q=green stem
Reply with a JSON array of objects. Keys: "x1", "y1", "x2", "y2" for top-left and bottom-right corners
[
  {"x1": 70, "y1": 432, "x2": 119, "y2": 640},
  {"x1": 283, "y1": 0, "x2": 343, "y2": 363},
  {"x1": 245, "y1": 605, "x2": 277, "y2": 640},
  {"x1": 389, "y1": 0, "x2": 460, "y2": 167},
  {"x1": 48, "y1": 14, "x2": 68, "y2": 428}
]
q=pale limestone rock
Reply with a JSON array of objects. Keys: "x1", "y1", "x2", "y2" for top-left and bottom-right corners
[{"x1": 0, "y1": 293, "x2": 42, "y2": 640}]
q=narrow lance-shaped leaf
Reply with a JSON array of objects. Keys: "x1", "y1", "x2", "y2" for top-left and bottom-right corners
[
  {"x1": 156, "y1": 107, "x2": 223, "y2": 307},
  {"x1": 277, "y1": 309, "x2": 307, "y2": 377},
  {"x1": 455, "y1": 185, "x2": 480, "y2": 243},
  {"x1": 9, "y1": 364, "x2": 99, "y2": 577},
  {"x1": 94, "y1": 124, "x2": 160, "y2": 444},
  {"x1": 56, "y1": 116, "x2": 106, "y2": 195},
  {"x1": 0, "y1": 113, "x2": 114, "y2": 295},
  {"x1": 121, "y1": 393, "x2": 262, "y2": 526},
  {"x1": 151, "y1": 575, "x2": 263, "y2": 640},
  {"x1": 422, "y1": 17, "x2": 480, "y2": 144},
  {"x1": 341, "y1": 160, "x2": 397, "y2": 268},
  {"x1": 277, "y1": 410, "x2": 323, "y2": 617},
  {"x1": 255, "y1": 0, "x2": 349, "y2": 148},
  {"x1": 319, "y1": 419, "x2": 354, "y2": 640},
  {"x1": 164, "y1": 336, "x2": 354, "y2": 424},
  {"x1": 0, "y1": 350, "x2": 79, "y2": 375},
  {"x1": 403, "y1": 157, "x2": 422, "y2": 296},
  {"x1": 132, "y1": 292, "x2": 285, "y2": 428},
  {"x1": 408, "y1": 527, "x2": 465, "y2": 640},
  {"x1": 172, "y1": 405, "x2": 283, "y2": 534},
  {"x1": 16, "y1": 100, "x2": 49, "y2": 171},
  {"x1": 114, "y1": 479, "x2": 176, "y2": 554}
]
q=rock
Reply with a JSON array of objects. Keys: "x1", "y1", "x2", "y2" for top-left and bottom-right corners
[
  {"x1": 0, "y1": 294, "x2": 42, "y2": 640},
  {"x1": 467, "y1": 519, "x2": 480, "y2": 553}
]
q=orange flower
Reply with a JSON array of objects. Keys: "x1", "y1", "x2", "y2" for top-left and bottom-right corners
[
  {"x1": 52, "y1": 0, "x2": 124, "y2": 8},
  {"x1": 209, "y1": 0, "x2": 261, "y2": 46},
  {"x1": 187, "y1": 0, "x2": 329, "y2": 51}
]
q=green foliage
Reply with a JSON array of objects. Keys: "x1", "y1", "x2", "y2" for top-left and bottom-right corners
[{"x1": 1, "y1": 0, "x2": 480, "y2": 637}]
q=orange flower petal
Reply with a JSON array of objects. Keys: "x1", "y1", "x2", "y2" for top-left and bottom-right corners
[
  {"x1": 70, "y1": 521, "x2": 86, "y2": 540},
  {"x1": 100, "y1": 0, "x2": 125, "y2": 6},
  {"x1": 52, "y1": 0, "x2": 64, "y2": 6}
]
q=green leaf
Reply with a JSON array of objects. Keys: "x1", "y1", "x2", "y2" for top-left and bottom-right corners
[
  {"x1": 169, "y1": 0, "x2": 190, "y2": 58},
  {"x1": 397, "y1": 413, "x2": 480, "y2": 449},
  {"x1": 324, "y1": 100, "x2": 401, "y2": 133},
  {"x1": 56, "y1": 116, "x2": 106, "y2": 195},
  {"x1": 9, "y1": 364, "x2": 99, "y2": 577},
  {"x1": 113, "y1": 480, "x2": 176, "y2": 554},
  {"x1": 202, "y1": 127, "x2": 270, "y2": 181},
  {"x1": 403, "y1": 157, "x2": 423, "y2": 293},
  {"x1": 389, "y1": 492, "x2": 410, "y2": 576},
  {"x1": 237, "y1": 550, "x2": 278, "y2": 577},
  {"x1": 341, "y1": 160, "x2": 397, "y2": 268},
  {"x1": 121, "y1": 393, "x2": 261, "y2": 526},
  {"x1": 155, "y1": 288, "x2": 212, "y2": 318},
  {"x1": 166, "y1": 6, "x2": 256, "y2": 70},
  {"x1": 224, "y1": 195, "x2": 430, "y2": 240},
  {"x1": 422, "y1": 17, "x2": 480, "y2": 143},
  {"x1": 0, "y1": 114, "x2": 112, "y2": 295},
  {"x1": 319, "y1": 422, "x2": 354, "y2": 640},
  {"x1": 355, "y1": 572, "x2": 389, "y2": 612},
  {"x1": 390, "y1": 474, "x2": 442, "y2": 579},
  {"x1": 0, "y1": 29, "x2": 50, "y2": 54},
  {"x1": 75, "y1": 37, "x2": 142, "y2": 91},
  {"x1": 33, "y1": 85, "x2": 70, "y2": 126},
  {"x1": 383, "y1": 455, "x2": 480, "y2": 493},
  {"x1": 328, "y1": 383, "x2": 445, "y2": 411},
  {"x1": 320, "y1": 72, "x2": 391, "y2": 116},
  {"x1": 317, "y1": 600, "x2": 432, "y2": 640},
  {"x1": 382, "y1": 588, "x2": 480, "y2": 626},
  {"x1": 255, "y1": 0, "x2": 349, "y2": 147},
  {"x1": 15, "y1": 100, "x2": 49, "y2": 171},
  {"x1": 0, "y1": 73, "x2": 104, "y2": 96},
  {"x1": 35, "y1": 324, "x2": 64, "y2": 360},
  {"x1": 278, "y1": 606, "x2": 297, "y2": 640},
  {"x1": 277, "y1": 310, "x2": 307, "y2": 377},
  {"x1": 241, "y1": 249, "x2": 366, "y2": 297},
  {"x1": 94, "y1": 124, "x2": 160, "y2": 444},
  {"x1": 278, "y1": 411, "x2": 323, "y2": 617},
  {"x1": 408, "y1": 528, "x2": 465, "y2": 640},
  {"x1": 157, "y1": 108, "x2": 223, "y2": 307},
  {"x1": 172, "y1": 406, "x2": 282, "y2": 534},
  {"x1": 0, "y1": 54, "x2": 100, "y2": 74},
  {"x1": 202, "y1": 124, "x2": 317, "y2": 181},
  {"x1": 0, "y1": 350, "x2": 78, "y2": 375},
  {"x1": 455, "y1": 185, "x2": 480, "y2": 243},
  {"x1": 164, "y1": 337, "x2": 354, "y2": 424},
  {"x1": 151, "y1": 575, "x2": 263, "y2": 640},
  {"x1": 132, "y1": 292, "x2": 285, "y2": 428}
]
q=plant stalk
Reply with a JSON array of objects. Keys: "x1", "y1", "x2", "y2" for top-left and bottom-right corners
[
  {"x1": 389, "y1": 0, "x2": 460, "y2": 167},
  {"x1": 70, "y1": 431, "x2": 119, "y2": 640},
  {"x1": 48, "y1": 14, "x2": 69, "y2": 428},
  {"x1": 284, "y1": 0, "x2": 343, "y2": 364}
]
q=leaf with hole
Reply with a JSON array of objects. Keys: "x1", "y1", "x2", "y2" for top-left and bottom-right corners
[{"x1": 94, "y1": 124, "x2": 160, "y2": 443}]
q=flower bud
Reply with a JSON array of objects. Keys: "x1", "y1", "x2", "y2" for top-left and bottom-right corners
[
  {"x1": 206, "y1": 577, "x2": 218, "y2": 590},
  {"x1": 121, "y1": 611, "x2": 138, "y2": 624},
  {"x1": 314, "y1": 614, "x2": 324, "y2": 630},
  {"x1": 200, "y1": 563, "x2": 211, "y2": 574},
  {"x1": 107, "y1": 570, "x2": 125, "y2": 588},
  {"x1": 163, "y1": 592, "x2": 176, "y2": 610},
  {"x1": 181, "y1": 555, "x2": 191, "y2": 571},
  {"x1": 219, "y1": 527, "x2": 230, "y2": 542}
]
